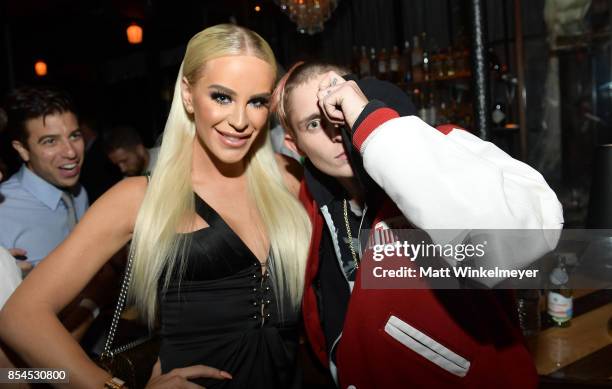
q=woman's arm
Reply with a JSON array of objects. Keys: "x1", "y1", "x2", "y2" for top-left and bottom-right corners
[{"x1": 0, "y1": 177, "x2": 147, "y2": 389}]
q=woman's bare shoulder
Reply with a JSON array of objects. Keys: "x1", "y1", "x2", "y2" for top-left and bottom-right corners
[
  {"x1": 87, "y1": 177, "x2": 148, "y2": 225},
  {"x1": 95, "y1": 176, "x2": 146, "y2": 202}
]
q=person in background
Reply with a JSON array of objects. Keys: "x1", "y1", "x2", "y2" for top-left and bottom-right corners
[
  {"x1": 0, "y1": 86, "x2": 87, "y2": 266},
  {"x1": 0, "y1": 24, "x2": 310, "y2": 389},
  {"x1": 272, "y1": 62, "x2": 563, "y2": 389},
  {"x1": 104, "y1": 124, "x2": 160, "y2": 177},
  {"x1": 0, "y1": 86, "x2": 117, "y2": 345},
  {"x1": 0, "y1": 165, "x2": 22, "y2": 308}
]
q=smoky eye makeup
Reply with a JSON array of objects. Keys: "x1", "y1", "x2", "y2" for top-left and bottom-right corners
[
  {"x1": 250, "y1": 96, "x2": 270, "y2": 109},
  {"x1": 210, "y1": 91, "x2": 232, "y2": 105}
]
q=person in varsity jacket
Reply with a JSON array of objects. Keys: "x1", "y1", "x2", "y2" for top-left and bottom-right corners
[{"x1": 271, "y1": 62, "x2": 563, "y2": 389}]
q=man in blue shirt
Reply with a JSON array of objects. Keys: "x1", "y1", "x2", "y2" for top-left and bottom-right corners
[{"x1": 0, "y1": 87, "x2": 88, "y2": 266}]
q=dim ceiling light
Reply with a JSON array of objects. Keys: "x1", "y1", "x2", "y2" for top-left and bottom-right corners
[
  {"x1": 34, "y1": 60, "x2": 47, "y2": 77},
  {"x1": 274, "y1": 0, "x2": 339, "y2": 34},
  {"x1": 255, "y1": 5, "x2": 261, "y2": 12},
  {"x1": 126, "y1": 23, "x2": 143, "y2": 45}
]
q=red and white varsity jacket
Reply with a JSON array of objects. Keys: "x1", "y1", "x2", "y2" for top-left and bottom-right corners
[{"x1": 299, "y1": 109, "x2": 564, "y2": 389}]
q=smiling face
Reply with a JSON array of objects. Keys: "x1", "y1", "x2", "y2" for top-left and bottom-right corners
[
  {"x1": 12, "y1": 111, "x2": 84, "y2": 189},
  {"x1": 181, "y1": 55, "x2": 275, "y2": 167},
  {"x1": 286, "y1": 74, "x2": 354, "y2": 178}
]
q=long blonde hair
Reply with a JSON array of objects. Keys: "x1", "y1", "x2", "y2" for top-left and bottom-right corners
[{"x1": 129, "y1": 24, "x2": 312, "y2": 327}]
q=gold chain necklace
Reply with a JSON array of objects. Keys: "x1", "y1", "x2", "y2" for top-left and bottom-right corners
[{"x1": 343, "y1": 199, "x2": 360, "y2": 269}]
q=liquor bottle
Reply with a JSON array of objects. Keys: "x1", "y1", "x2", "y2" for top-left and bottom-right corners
[
  {"x1": 377, "y1": 48, "x2": 389, "y2": 81},
  {"x1": 417, "y1": 87, "x2": 428, "y2": 123},
  {"x1": 359, "y1": 46, "x2": 371, "y2": 77},
  {"x1": 369, "y1": 47, "x2": 377, "y2": 78},
  {"x1": 426, "y1": 90, "x2": 437, "y2": 125},
  {"x1": 401, "y1": 40, "x2": 412, "y2": 84},
  {"x1": 432, "y1": 49, "x2": 447, "y2": 80},
  {"x1": 445, "y1": 46, "x2": 456, "y2": 78},
  {"x1": 516, "y1": 289, "x2": 542, "y2": 337},
  {"x1": 488, "y1": 47, "x2": 503, "y2": 76},
  {"x1": 411, "y1": 35, "x2": 424, "y2": 83},
  {"x1": 389, "y1": 46, "x2": 401, "y2": 84},
  {"x1": 547, "y1": 256, "x2": 573, "y2": 328},
  {"x1": 491, "y1": 102, "x2": 507, "y2": 128},
  {"x1": 422, "y1": 34, "x2": 430, "y2": 82}
]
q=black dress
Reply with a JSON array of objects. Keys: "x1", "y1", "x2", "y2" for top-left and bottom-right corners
[{"x1": 158, "y1": 194, "x2": 300, "y2": 388}]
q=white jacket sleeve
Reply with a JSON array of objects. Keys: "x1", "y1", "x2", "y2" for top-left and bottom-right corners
[{"x1": 353, "y1": 111, "x2": 563, "y2": 285}]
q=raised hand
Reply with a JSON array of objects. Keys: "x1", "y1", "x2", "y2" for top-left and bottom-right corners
[{"x1": 316, "y1": 71, "x2": 369, "y2": 131}]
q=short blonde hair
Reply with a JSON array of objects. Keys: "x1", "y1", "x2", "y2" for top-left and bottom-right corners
[{"x1": 271, "y1": 61, "x2": 349, "y2": 134}]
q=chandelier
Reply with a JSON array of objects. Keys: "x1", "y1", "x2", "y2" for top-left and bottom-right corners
[{"x1": 275, "y1": 0, "x2": 340, "y2": 35}]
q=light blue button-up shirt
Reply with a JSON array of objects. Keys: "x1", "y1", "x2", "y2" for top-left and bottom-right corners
[{"x1": 0, "y1": 165, "x2": 88, "y2": 265}]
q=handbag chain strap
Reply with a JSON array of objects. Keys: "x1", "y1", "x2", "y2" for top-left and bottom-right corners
[
  {"x1": 100, "y1": 249, "x2": 135, "y2": 359},
  {"x1": 101, "y1": 174, "x2": 152, "y2": 360}
]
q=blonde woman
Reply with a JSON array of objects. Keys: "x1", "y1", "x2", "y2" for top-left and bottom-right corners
[{"x1": 0, "y1": 25, "x2": 311, "y2": 389}]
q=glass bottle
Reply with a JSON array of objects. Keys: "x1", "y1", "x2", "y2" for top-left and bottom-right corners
[
  {"x1": 422, "y1": 46, "x2": 430, "y2": 81},
  {"x1": 401, "y1": 40, "x2": 412, "y2": 84},
  {"x1": 426, "y1": 90, "x2": 437, "y2": 125},
  {"x1": 491, "y1": 102, "x2": 507, "y2": 128},
  {"x1": 445, "y1": 46, "x2": 456, "y2": 78},
  {"x1": 378, "y1": 48, "x2": 389, "y2": 81},
  {"x1": 411, "y1": 35, "x2": 424, "y2": 83},
  {"x1": 547, "y1": 256, "x2": 573, "y2": 328},
  {"x1": 417, "y1": 87, "x2": 428, "y2": 123},
  {"x1": 516, "y1": 289, "x2": 542, "y2": 337},
  {"x1": 369, "y1": 47, "x2": 378, "y2": 78},
  {"x1": 389, "y1": 45, "x2": 401, "y2": 84},
  {"x1": 359, "y1": 46, "x2": 371, "y2": 77}
]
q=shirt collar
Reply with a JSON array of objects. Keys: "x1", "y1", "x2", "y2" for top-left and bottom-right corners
[{"x1": 17, "y1": 165, "x2": 64, "y2": 210}]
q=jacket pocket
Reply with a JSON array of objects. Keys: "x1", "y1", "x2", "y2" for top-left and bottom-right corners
[{"x1": 384, "y1": 315, "x2": 471, "y2": 377}]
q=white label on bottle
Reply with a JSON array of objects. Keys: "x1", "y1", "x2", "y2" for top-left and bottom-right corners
[
  {"x1": 390, "y1": 58, "x2": 399, "y2": 71},
  {"x1": 492, "y1": 109, "x2": 506, "y2": 124},
  {"x1": 360, "y1": 62, "x2": 371, "y2": 76},
  {"x1": 378, "y1": 61, "x2": 387, "y2": 73},
  {"x1": 547, "y1": 291, "x2": 573, "y2": 324}
]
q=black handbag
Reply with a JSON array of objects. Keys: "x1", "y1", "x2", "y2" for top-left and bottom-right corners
[{"x1": 97, "y1": 250, "x2": 159, "y2": 389}]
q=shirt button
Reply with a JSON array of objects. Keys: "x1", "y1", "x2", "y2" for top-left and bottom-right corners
[
  {"x1": 252, "y1": 301, "x2": 258, "y2": 306},
  {"x1": 252, "y1": 287, "x2": 257, "y2": 292}
]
